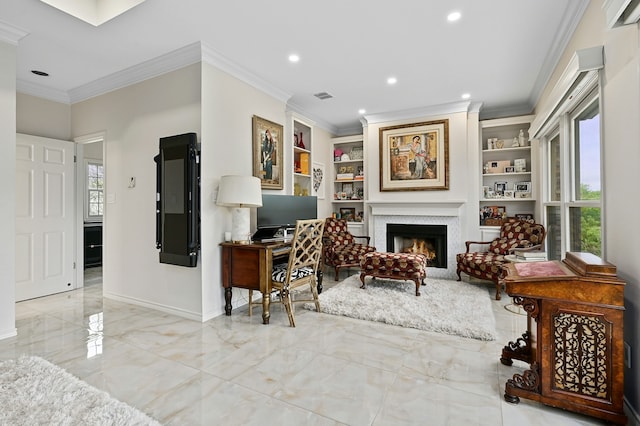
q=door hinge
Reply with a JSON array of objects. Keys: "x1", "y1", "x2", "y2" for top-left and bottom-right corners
[
  {"x1": 73, "y1": 262, "x2": 76, "y2": 269},
  {"x1": 74, "y1": 155, "x2": 77, "y2": 163}
]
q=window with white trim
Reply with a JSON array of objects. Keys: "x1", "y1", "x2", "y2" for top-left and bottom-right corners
[
  {"x1": 542, "y1": 86, "x2": 602, "y2": 260},
  {"x1": 86, "y1": 160, "x2": 104, "y2": 220}
]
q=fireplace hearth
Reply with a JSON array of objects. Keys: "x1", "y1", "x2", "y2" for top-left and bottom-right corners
[{"x1": 386, "y1": 223, "x2": 447, "y2": 268}]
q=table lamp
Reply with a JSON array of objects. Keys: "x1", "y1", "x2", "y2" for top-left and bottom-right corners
[{"x1": 216, "y1": 175, "x2": 263, "y2": 244}]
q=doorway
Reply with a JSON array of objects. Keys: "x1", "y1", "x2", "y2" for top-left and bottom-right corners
[{"x1": 75, "y1": 132, "x2": 105, "y2": 288}]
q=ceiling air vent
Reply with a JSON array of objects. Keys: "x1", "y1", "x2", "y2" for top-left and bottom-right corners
[{"x1": 314, "y1": 92, "x2": 334, "y2": 100}]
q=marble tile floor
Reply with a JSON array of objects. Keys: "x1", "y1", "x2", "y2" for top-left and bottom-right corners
[{"x1": 0, "y1": 276, "x2": 611, "y2": 425}]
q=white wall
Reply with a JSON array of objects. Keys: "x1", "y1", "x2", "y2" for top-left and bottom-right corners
[
  {"x1": 533, "y1": 0, "x2": 640, "y2": 416},
  {"x1": 364, "y1": 108, "x2": 476, "y2": 247},
  {"x1": 17, "y1": 93, "x2": 71, "y2": 141},
  {"x1": 200, "y1": 62, "x2": 288, "y2": 320},
  {"x1": 0, "y1": 41, "x2": 17, "y2": 339},
  {"x1": 71, "y1": 64, "x2": 204, "y2": 319}
]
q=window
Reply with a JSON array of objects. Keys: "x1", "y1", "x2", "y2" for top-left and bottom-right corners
[
  {"x1": 542, "y1": 86, "x2": 602, "y2": 259},
  {"x1": 86, "y1": 160, "x2": 104, "y2": 220}
]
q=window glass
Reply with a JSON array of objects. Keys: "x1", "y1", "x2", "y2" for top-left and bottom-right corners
[
  {"x1": 573, "y1": 101, "x2": 600, "y2": 201},
  {"x1": 87, "y1": 161, "x2": 104, "y2": 219},
  {"x1": 549, "y1": 134, "x2": 561, "y2": 202},
  {"x1": 545, "y1": 205, "x2": 561, "y2": 260},
  {"x1": 569, "y1": 206, "x2": 601, "y2": 256}
]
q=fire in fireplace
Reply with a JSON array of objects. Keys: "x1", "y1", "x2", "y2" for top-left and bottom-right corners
[{"x1": 386, "y1": 223, "x2": 447, "y2": 268}]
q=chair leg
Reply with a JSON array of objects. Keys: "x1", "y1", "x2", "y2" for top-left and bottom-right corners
[
  {"x1": 494, "y1": 280, "x2": 502, "y2": 301},
  {"x1": 248, "y1": 290, "x2": 253, "y2": 316},
  {"x1": 334, "y1": 266, "x2": 340, "y2": 281},
  {"x1": 309, "y1": 278, "x2": 320, "y2": 312},
  {"x1": 282, "y1": 289, "x2": 295, "y2": 327}
]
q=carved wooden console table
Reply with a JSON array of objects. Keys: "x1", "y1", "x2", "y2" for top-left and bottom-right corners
[{"x1": 500, "y1": 252, "x2": 627, "y2": 425}]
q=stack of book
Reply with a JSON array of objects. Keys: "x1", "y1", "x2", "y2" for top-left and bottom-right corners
[{"x1": 513, "y1": 250, "x2": 547, "y2": 261}]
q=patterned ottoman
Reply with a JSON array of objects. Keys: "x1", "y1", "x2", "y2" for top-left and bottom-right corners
[{"x1": 359, "y1": 251, "x2": 428, "y2": 296}]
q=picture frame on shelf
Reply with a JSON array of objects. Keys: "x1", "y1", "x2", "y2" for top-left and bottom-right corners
[
  {"x1": 312, "y1": 162, "x2": 325, "y2": 199},
  {"x1": 503, "y1": 190, "x2": 515, "y2": 198},
  {"x1": 252, "y1": 115, "x2": 283, "y2": 189},
  {"x1": 515, "y1": 213, "x2": 534, "y2": 221},
  {"x1": 505, "y1": 166, "x2": 516, "y2": 173},
  {"x1": 515, "y1": 191, "x2": 532, "y2": 199},
  {"x1": 339, "y1": 207, "x2": 356, "y2": 222},
  {"x1": 379, "y1": 119, "x2": 449, "y2": 191},
  {"x1": 515, "y1": 181, "x2": 532, "y2": 192},
  {"x1": 480, "y1": 205, "x2": 506, "y2": 226},
  {"x1": 514, "y1": 158, "x2": 527, "y2": 172},
  {"x1": 341, "y1": 182, "x2": 354, "y2": 196},
  {"x1": 494, "y1": 181, "x2": 507, "y2": 195}
]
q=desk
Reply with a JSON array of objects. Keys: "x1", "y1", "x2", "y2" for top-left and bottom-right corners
[
  {"x1": 221, "y1": 241, "x2": 324, "y2": 325},
  {"x1": 500, "y1": 252, "x2": 626, "y2": 425}
]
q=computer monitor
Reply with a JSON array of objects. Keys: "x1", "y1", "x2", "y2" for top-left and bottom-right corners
[{"x1": 256, "y1": 195, "x2": 317, "y2": 229}]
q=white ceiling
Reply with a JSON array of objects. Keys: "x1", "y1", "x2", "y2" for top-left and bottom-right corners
[{"x1": 0, "y1": 0, "x2": 588, "y2": 135}]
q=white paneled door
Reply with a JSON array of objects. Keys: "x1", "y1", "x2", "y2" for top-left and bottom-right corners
[{"x1": 16, "y1": 134, "x2": 76, "y2": 301}]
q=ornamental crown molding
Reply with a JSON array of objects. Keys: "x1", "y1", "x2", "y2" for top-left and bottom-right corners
[{"x1": 0, "y1": 21, "x2": 29, "y2": 45}]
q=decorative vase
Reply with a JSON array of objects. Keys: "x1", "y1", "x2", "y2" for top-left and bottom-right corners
[
  {"x1": 298, "y1": 132, "x2": 305, "y2": 149},
  {"x1": 518, "y1": 129, "x2": 526, "y2": 147}
]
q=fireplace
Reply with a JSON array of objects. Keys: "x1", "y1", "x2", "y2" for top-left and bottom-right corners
[{"x1": 386, "y1": 223, "x2": 447, "y2": 268}]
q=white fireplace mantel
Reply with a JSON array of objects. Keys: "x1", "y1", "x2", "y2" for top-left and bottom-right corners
[{"x1": 366, "y1": 200, "x2": 465, "y2": 217}]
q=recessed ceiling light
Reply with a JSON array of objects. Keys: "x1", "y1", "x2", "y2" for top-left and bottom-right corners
[
  {"x1": 358, "y1": 109, "x2": 366, "y2": 115},
  {"x1": 461, "y1": 93, "x2": 471, "y2": 99},
  {"x1": 31, "y1": 70, "x2": 49, "y2": 77},
  {"x1": 288, "y1": 54, "x2": 300, "y2": 63},
  {"x1": 447, "y1": 11, "x2": 461, "y2": 22},
  {"x1": 387, "y1": 77, "x2": 397, "y2": 85}
]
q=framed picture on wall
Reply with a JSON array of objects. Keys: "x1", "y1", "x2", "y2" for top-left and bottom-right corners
[
  {"x1": 312, "y1": 162, "x2": 325, "y2": 199},
  {"x1": 252, "y1": 115, "x2": 283, "y2": 189},
  {"x1": 379, "y1": 119, "x2": 449, "y2": 191}
]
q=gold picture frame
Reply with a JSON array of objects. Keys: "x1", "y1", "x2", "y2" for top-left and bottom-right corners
[
  {"x1": 379, "y1": 119, "x2": 449, "y2": 191},
  {"x1": 252, "y1": 115, "x2": 283, "y2": 189}
]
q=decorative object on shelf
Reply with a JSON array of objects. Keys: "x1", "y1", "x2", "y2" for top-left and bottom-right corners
[
  {"x1": 299, "y1": 152, "x2": 310, "y2": 175},
  {"x1": 487, "y1": 160, "x2": 511, "y2": 174},
  {"x1": 503, "y1": 190, "x2": 515, "y2": 198},
  {"x1": 334, "y1": 148, "x2": 343, "y2": 161},
  {"x1": 495, "y1": 139, "x2": 505, "y2": 149},
  {"x1": 252, "y1": 115, "x2": 283, "y2": 189},
  {"x1": 340, "y1": 153, "x2": 350, "y2": 161},
  {"x1": 515, "y1": 191, "x2": 532, "y2": 198},
  {"x1": 298, "y1": 132, "x2": 305, "y2": 149},
  {"x1": 515, "y1": 181, "x2": 532, "y2": 192},
  {"x1": 216, "y1": 175, "x2": 263, "y2": 244},
  {"x1": 514, "y1": 158, "x2": 526, "y2": 172},
  {"x1": 518, "y1": 129, "x2": 526, "y2": 147},
  {"x1": 312, "y1": 162, "x2": 325, "y2": 199},
  {"x1": 505, "y1": 166, "x2": 516, "y2": 173},
  {"x1": 350, "y1": 147, "x2": 363, "y2": 160},
  {"x1": 512, "y1": 138, "x2": 520, "y2": 147},
  {"x1": 379, "y1": 119, "x2": 449, "y2": 191},
  {"x1": 341, "y1": 182, "x2": 354, "y2": 196},
  {"x1": 494, "y1": 181, "x2": 507, "y2": 195},
  {"x1": 480, "y1": 205, "x2": 506, "y2": 226},
  {"x1": 339, "y1": 207, "x2": 356, "y2": 222},
  {"x1": 515, "y1": 213, "x2": 534, "y2": 221}
]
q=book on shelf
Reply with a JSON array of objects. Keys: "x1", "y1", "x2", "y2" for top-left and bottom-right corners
[{"x1": 336, "y1": 173, "x2": 354, "y2": 180}]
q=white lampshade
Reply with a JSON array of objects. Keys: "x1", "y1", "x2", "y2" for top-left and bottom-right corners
[{"x1": 217, "y1": 175, "x2": 263, "y2": 243}]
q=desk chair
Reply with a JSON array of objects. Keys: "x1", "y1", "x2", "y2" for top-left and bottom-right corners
[{"x1": 249, "y1": 219, "x2": 325, "y2": 327}]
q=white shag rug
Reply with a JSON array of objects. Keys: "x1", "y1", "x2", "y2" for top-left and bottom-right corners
[
  {"x1": 0, "y1": 355, "x2": 161, "y2": 426},
  {"x1": 306, "y1": 275, "x2": 497, "y2": 341}
]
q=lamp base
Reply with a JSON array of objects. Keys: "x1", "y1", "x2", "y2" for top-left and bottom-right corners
[{"x1": 231, "y1": 207, "x2": 251, "y2": 244}]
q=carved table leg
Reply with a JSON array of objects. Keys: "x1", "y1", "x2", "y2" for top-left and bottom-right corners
[
  {"x1": 500, "y1": 331, "x2": 531, "y2": 366},
  {"x1": 261, "y1": 290, "x2": 270, "y2": 325},
  {"x1": 224, "y1": 287, "x2": 232, "y2": 315},
  {"x1": 504, "y1": 362, "x2": 541, "y2": 403},
  {"x1": 413, "y1": 279, "x2": 421, "y2": 296}
]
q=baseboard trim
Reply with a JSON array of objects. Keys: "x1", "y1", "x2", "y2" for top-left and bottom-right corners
[
  {"x1": 626, "y1": 397, "x2": 640, "y2": 426},
  {"x1": 103, "y1": 291, "x2": 203, "y2": 322},
  {"x1": 0, "y1": 328, "x2": 17, "y2": 340}
]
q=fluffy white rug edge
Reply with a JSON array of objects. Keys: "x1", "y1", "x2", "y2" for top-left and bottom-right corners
[
  {"x1": 305, "y1": 274, "x2": 497, "y2": 341},
  {"x1": 0, "y1": 355, "x2": 161, "y2": 426}
]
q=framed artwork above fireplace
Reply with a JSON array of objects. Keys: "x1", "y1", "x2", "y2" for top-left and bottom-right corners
[{"x1": 379, "y1": 119, "x2": 449, "y2": 191}]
